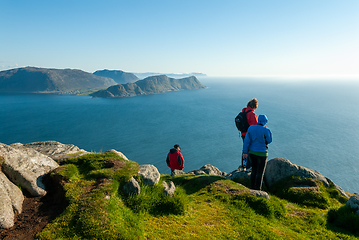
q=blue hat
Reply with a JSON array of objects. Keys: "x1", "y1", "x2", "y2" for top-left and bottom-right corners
[{"x1": 258, "y1": 114, "x2": 268, "y2": 126}]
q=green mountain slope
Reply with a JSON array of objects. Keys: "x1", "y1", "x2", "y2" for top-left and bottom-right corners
[
  {"x1": 35, "y1": 152, "x2": 358, "y2": 240},
  {"x1": 90, "y1": 75, "x2": 206, "y2": 98},
  {"x1": 93, "y1": 69, "x2": 139, "y2": 84},
  {"x1": 0, "y1": 67, "x2": 117, "y2": 93}
]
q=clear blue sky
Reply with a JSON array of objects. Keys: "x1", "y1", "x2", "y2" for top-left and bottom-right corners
[{"x1": 1, "y1": 0, "x2": 358, "y2": 77}]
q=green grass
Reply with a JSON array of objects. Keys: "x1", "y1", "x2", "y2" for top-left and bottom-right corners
[{"x1": 36, "y1": 153, "x2": 359, "y2": 239}]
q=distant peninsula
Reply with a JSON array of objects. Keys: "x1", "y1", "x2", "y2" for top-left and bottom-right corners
[
  {"x1": 0, "y1": 67, "x2": 116, "y2": 94},
  {"x1": 93, "y1": 69, "x2": 139, "y2": 84},
  {"x1": 133, "y1": 72, "x2": 207, "y2": 79},
  {"x1": 90, "y1": 75, "x2": 207, "y2": 98}
]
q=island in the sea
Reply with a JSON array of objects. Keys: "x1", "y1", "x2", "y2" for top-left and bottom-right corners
[
  {"x1": 0, "y1": 67, "x2": 117, "y2": 94},
  {"x1": 90, "y1": 75, "x2": 207, "y2": 98}
]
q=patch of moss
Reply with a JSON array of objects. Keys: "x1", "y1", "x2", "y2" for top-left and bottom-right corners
[{"x1": 123, "y1": 180, "x2": 187, "y2": 216}]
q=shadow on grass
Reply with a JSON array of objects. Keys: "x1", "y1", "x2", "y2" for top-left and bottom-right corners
[
  {"x1": 326, "y1": 205, "x2": 359, "y2": 237},
  {"x1": 171, "y1": 175, "x2": 224, "y2": 194}
]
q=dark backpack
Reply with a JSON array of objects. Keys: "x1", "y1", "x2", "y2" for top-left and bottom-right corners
[{"x1": 235, "y1": 109, "x2": 250, "y2": 132}]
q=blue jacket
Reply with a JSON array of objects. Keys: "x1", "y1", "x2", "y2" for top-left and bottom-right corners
[{"x1": 243, "y1": 115, "x2": 272, "y2": 156}]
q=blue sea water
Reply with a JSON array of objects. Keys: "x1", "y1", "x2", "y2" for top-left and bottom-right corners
[{"x1": 1, "y1": 77, "x2": 358, "y2": 193}]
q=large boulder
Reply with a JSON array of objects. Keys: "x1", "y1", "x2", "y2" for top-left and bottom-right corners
[
  {"x1": 346, "y1": 194, "x2": 359, "y2": 216},
  {"x1": 0, "y1": 143, "x2": 59, "y2": 196},
  {"x1": 16, "y1": 141, "x2": 88, "y2": 161},
  {"x1": 0, "y1": 171, "x2": 24, "y2": 229},
  {"x1": 264, "y1": 158, "x2": 329, "y2": 189},
  {"x1": 138, "y1": 164, "x2": 160, "y2": 186}
]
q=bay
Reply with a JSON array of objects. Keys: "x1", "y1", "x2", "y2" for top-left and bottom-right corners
[{"x1": 1, "y1": 77, "x2": 358, "y2": 193}]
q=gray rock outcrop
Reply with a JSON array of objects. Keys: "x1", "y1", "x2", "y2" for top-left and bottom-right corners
[
  {"x1": 264, "y1": 158, "x2": 329, "y2": 189},
  {"x1": 138, "y1": 164, "x2": 160, "y2": 186},
  {"x1": 0, "y1": 171, "x2": 24, "y2": 229},
  {"x1": 123, "y1": 177, "x2": 141, "y2": 195},
  {"x1": 0, "y1": 143, "x2": 59, "y2": 196},
  {"x1": 346, "y1": 194, "x2": 359, "y2": 216},
  {"x1": 162, "y1": 181, "x2": 176, "y2": 196},
  {"x1": 17, "y1": 141, "x2": 88, "y2": 161}
]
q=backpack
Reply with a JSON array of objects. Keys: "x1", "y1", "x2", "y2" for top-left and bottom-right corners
[{"x1": 235, "y1": 109, "x2": 250, "y2": 132}]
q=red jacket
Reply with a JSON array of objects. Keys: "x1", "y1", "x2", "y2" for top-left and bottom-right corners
[
  {"x1": 166, "y1": 149, "x2": 185, "y2": 171},
  {"x1": 241, "y1": 106, "x2": 258, "y2": 136}
]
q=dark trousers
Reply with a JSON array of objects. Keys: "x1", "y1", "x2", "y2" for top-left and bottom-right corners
[
  {"x1": 241, "y1": 134, "x2": 252, "y2": 168},
  {"x1": 249, "y1": 153, "x2": 267, "y2": 190}
]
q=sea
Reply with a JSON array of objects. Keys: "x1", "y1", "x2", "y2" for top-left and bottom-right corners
[{"x1": 1, "y1": 77, "x2": 358, "y2": 194}]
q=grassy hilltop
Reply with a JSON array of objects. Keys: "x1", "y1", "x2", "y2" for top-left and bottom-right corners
[{"x1": 35, "y1": 152, "x2": 358, "y2": 240}]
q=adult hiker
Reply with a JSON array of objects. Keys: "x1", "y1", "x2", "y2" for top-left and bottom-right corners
[
  {"x1": 166, "y1": 144, "x2": 185, "y2": 175},
  {"x1": 242, "y1": 114, "x2": 272, "y2": 190},
  {"x1": 235, "y1": 98, "x2": 258, "y2": 169}
]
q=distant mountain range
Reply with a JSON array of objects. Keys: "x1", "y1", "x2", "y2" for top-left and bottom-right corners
[
  {"x1": 93, "y1": 69, "x2": 139, "y2": 84},
  {"x1": 0, "y1": 67, "x2": 207, "y2": 95},
  {"x1": 90, "y1": 75, "x2": 207, "y2": 98},
  {"x1": 0, "y1": 67, "x2": 116, "y2": 93}
]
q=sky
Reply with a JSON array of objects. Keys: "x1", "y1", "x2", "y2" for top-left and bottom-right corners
[{"x1": 1, "y1": 0, "x2": 358, "y2": 77}]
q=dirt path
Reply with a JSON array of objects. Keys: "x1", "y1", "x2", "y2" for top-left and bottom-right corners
[{"x1": 0, "y1": 175, "x2": 67, "y2": 240}]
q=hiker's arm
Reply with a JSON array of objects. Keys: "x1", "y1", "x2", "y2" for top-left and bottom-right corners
[
  {"x1": 166, "y1": 155, "x2": 170, "y2": 167},
  {"x1": 177, "y1": 154, "x2": 184, "y2": 169},
  {"x1": 265, "y1": 129, "x2": 273, "y2": 144}
]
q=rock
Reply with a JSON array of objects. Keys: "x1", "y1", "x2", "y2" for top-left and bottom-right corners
[
  {"x1": 0, "y1": 143, "x2": 59, "y2": 196},
  {"x1": 249, "y1": 189, "x2": 270, "y2": 200},
  {"x1": 226, "y1": 169, "x2": 251, "y2": 181},
  {"x1": 162, "y1": 181, "x2": 176, "y2": 196},
  {"x1": 187, "y1": 169, "x2": 207, "y2": 175},
  {"x1": 138, "y1": 164, "x2": 160, "y2": 186},
  {"x1": 0, "y1": 171, "x2": 24, "y2": 229},
  {"x1": 18, "y1": 141, "x2": 88, "y2": 161},
  {"x1": 171, "y1": 169, "x2": 185, "y2": 176},
  {"x1": 123, "y1": 177, "x2": 140, "y2": 195},
  {"x1": 264, "y1": 158, "x2": 329, "y2": 189},
  {"x1": 199, "y1": 164, "x2": 224, "y2": 176},
  {"x1": 187, "y1": 164, "x2": 225, "y2": 177},
  {"x1": 105, "y1": 149, "x2": 129, "y2": 160},
  {"x1": 346, "y1": 194, "x2": 359, "y2": 216}
]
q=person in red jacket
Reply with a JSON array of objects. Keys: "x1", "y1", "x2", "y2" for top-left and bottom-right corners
[
  {"x1": 241, "y1": 98, "x2": 259, "y2": 141},
  {"x1": 166, "y1": 144, "x2": 185, "y2": 174},
  {"x1": 240, "y1": 98, "x2": 258, "y2": 169}
]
